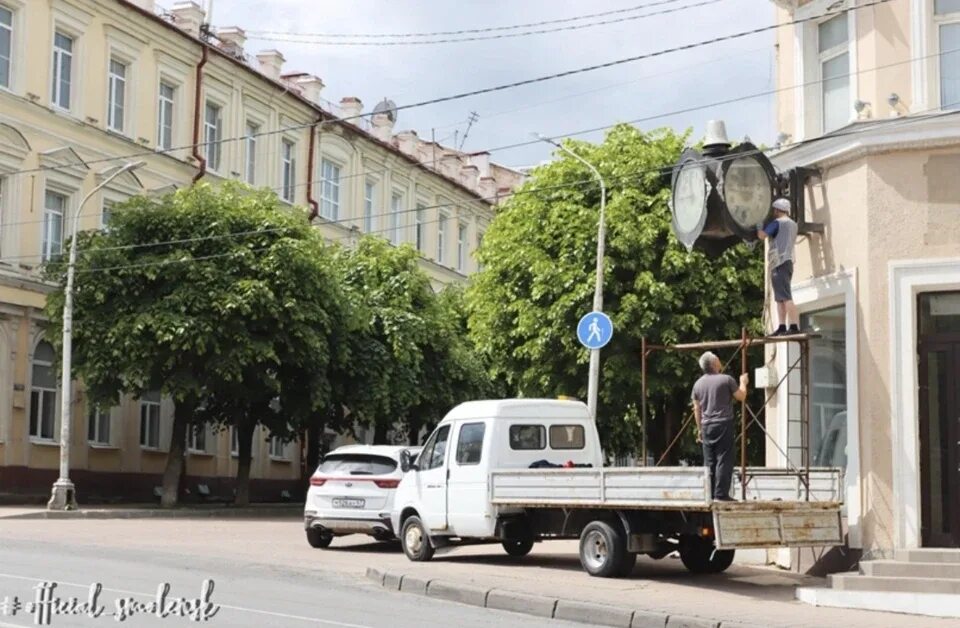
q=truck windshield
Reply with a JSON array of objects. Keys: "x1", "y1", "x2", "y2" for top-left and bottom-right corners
[{"x1": 317, "y1": 454, "x2": 397, "y2": 476}]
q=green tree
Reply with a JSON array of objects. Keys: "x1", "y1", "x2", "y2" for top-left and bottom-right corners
[
  {"x1": 465, "y1": 125, "x2": 764, "y2": 462},
  {"x1": 45, "y1": 182, "x2": 345, "y2": 506}
]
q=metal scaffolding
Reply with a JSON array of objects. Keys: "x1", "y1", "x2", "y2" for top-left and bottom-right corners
[{"x1": 640, "y1": 328, "x2": 819, "y2": 501}]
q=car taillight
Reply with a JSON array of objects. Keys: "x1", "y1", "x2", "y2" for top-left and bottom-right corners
[
  {"x1": 374, "y1": 479, "x2": 400, "y2": 489},
  {"x1": 309, "y1": 477, "x2": 326, "y2": 486}
]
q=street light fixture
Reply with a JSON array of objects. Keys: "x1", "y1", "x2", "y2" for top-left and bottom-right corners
[
  {"x1": 48, "y1": 160, "x2": 146, "y2": 511},
  {"x1": 533, "y1": 133, "x2": 607, "y2": 421}
]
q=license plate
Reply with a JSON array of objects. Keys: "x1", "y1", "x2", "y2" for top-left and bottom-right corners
[{"x1": 332, "y1": 498, "x2": 365, "y2": 509}]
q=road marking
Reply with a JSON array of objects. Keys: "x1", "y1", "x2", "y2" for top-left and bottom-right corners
[{"x1": 0, "y1": 571, "x2": 372, "y2": 628}]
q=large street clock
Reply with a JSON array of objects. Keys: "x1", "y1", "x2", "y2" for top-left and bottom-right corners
[
  {"x1": 719, "y1": 142, "x2": 777, "y2": 239},
  {"x1": 670, "y1": 148, "x2": 710, "y2": 252}
]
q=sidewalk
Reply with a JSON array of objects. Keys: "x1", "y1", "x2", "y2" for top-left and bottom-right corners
[{"x1": 0, "y1": 503, "x2": 301, "y2": 519}]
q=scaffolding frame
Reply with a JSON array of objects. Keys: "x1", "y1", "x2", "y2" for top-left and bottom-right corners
[{"x1": 640, "y1": 328, "x2": 819, "y2": 501}]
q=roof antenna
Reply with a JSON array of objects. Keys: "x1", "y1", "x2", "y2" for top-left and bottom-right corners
[{"x1": 459, "y1": 111, "x2": 479, "y2": 151}]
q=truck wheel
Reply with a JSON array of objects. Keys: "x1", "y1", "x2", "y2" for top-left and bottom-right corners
[
  {"x1": 502, "y1": 537, "x2": 534, "y2": 558},
  {"x1": 401, "y1": 515, "x2": 435, "y2": 562},
  {"x1": 579, "y1": 521, "x2": 629, "y2": 578},
  {"x1": 679, "y1": 537, "x2": 735, "y2": 574},
  {"x1": 616, "y1": 550, "x2": 638, "y2": 577},
  {"x1": 306, "y1": 528, "x2": 332, "y2": 549}
]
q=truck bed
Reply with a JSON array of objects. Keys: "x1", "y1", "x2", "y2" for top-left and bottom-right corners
[{"x1": 490, "y1": 466, "x2": 844, "y2": 549}]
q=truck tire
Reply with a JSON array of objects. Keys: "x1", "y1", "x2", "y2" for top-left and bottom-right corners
[
  {"x1": 306, "y1": 528, "x2": 332, "y2": 549},
  {"x1": 579, "y1": 521, "x2": 629, "y2": 578},
  {"x1": 502, "y1": 537, "x2": 534, "y2": 557},
  {"x1": 401, "y1": 515, "x2": 435, "y2": 562},
  {"x1": 679, "y1": 537, "x2": 735, "y2": 574},
  {"x1": 616, "y1": 550, "x2": 638, "y2": 577}
]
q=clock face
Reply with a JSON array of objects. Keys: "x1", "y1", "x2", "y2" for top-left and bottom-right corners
[
  {"x1": 672, "y1": 162, "x2": 707, "y2": 234},
  {"x1": 723, "y1": 157, "x2": 772, "y2": 229}
]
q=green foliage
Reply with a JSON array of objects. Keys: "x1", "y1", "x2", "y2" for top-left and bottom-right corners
[{"x1": 466, "y1": 125, "x2": 764, "y2": 460}]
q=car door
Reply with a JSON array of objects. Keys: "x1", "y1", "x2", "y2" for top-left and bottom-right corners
[
  {"x1": 446, "y1": 421, "x2": 491, "y2": 537},
  {"x1": 416, "y1": 424, "x2": 451, "y2": 531}
]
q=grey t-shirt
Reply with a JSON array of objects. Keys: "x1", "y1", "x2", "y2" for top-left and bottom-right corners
[
  {"x1": 765, "y1": 217, "x2": 798, "y2": 268},
  {"x1": 691, "y1": 373, "x2": 738, "y2": 425}
]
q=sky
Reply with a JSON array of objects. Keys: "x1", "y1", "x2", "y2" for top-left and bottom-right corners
[{"x1": 157, "y1": 0, "x2": 776, "y2": 169}]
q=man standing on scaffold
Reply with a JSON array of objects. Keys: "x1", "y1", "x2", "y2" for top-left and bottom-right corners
[{"x1": 757, "y1": 197, "x2": 800, "y2": 336}]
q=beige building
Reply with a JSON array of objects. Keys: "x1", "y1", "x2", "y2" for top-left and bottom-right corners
[
  {"x1": 0, "y1": 0, "x2": 521, "y2": 502},
  {"x1": 767, "y1": 0, "x2": 960, "y2": 613}
]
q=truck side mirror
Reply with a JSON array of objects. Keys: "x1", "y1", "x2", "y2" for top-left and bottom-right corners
[{"x1": 400, "y1": 449, "x2": 417, "y2": 473}]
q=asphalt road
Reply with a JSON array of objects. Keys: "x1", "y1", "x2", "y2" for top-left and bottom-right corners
[{"x1": 0, "y1": 538, "x2": 596, "y2": 628}]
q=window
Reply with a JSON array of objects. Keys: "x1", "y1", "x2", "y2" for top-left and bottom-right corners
[
  {"x1": 88, "y1": 407, "x2": 110, "y2": 445},
  {"x1": 100, "y1": 199, "x2": 113, "y2": 230},
  {"x1": 51, "y1": 31, "x2": 73, "y2": 110},
  {"x1": 107, "y1": 58, "x2": 126, "y2": 132},
  {"x1": 477, "y1": 231, "x2": 485, "y2": 271},
  {"x1": 799, "y1": 306, "x2": 847, "y2": 468},
  {"x1": 42, "y1": 190, "x2": 66, "y2": 262},
  {"x1": 937, "y1": 0, "x2": 960, "y2": 109},
  {"x1": 437, "y1": 211, "x2": 448, "y2": 262},
  {"x1": 0, "y1": 6, "x2": 12, "y2": 89},
  {"x1": 139, "y1": 391, "x2": 161, "y2": 449},
  {"x1": 281, "y1": 140, "x2": 296, "y2": 203},
  {"x1": 187, "y1": 425, "x2": 206, "y2": 452},
  {"x1": 29, "y1": 341, "x2": 57, "y2": 440},
  {"x1": 157, "y1": 82, "x2": 175, "y2": 150},
  {"x1": 390, "y1": 193, "x2": 402, "y2": 244},
  {"x1": 455, "y1": 423, "x2": 485, "y2": 465},
  {"x1": 415, "y1": 204, "x2": 426, "y2": 252},
  {"x1": 244, "y1": 122, "x2": 258, "y2": 185},
  {"x1": 419, "y1": 425, "x2": 450, "y2": 471},
  {"x1": 269, "y1": 435, "x2": 288, "y2": 459},
  {"x1": 549, "y1": 425, "x2": 586, "y2": 450},
  {"x1": 317, "y1": 454, "x2": 398, "y2": 475},
  {"x1": 363, "y1": 181, "x2": 376, "y2": 233},
  {"x1": 509, "y1": 424, "x2": 546, "y2": 450},
  {"x1": 457, "y1": 223, "x2": 467, "y2": 271},
  {"x1": 320, "y1": 159, "x2": 340, "y2": 220},
  {"x1": 203, "y1": 101, "x2": 222, "y2": 172},
  {"x1": 230, "y1": 426, "x2": 239, "y2": 456},
  {"x1": 818, "y1": 15, "x2": 850, "y2": 133}
]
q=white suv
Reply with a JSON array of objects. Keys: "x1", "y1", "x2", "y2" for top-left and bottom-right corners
[{"x1": 304, "y1": 445, "x2": 419, "y2": 548}]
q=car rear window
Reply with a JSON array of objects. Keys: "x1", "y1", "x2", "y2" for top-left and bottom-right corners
[
  {"x1": 317, "y1": 454, "x2": 397, "y2": 476},
  {"x1": 509, "y1": 424, "x2": 546, "y2": 450},
  {"x1": 549, "y1": 425, "x2": 585, "y2": 450}
]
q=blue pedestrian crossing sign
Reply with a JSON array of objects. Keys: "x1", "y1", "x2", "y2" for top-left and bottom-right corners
[{"x1": 577, "y1": 311, "x2": 613, "y2": 350}]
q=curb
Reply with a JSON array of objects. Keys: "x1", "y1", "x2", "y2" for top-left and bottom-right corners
[
  {"x1": 364, "y1": 568, "x2": 764, "y2": 628},
  {"x1": 0, "y1": 505, "x2": 302, "y2": 520}
]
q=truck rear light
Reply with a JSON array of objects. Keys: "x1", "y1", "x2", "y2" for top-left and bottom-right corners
[
  {"x1": 309, "y1": 477, "x2": 326, "y2": 486},
  {"x1": 373, "y1": 479, "x2": 400, "y2": 489}
]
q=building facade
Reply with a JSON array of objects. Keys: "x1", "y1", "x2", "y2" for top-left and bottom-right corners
[
  {"x1": 767, "y1": 0, "x2": 960, "y2": 574},
  {"x1": 0, "y1": 0, "x2": 520, "y2": 502}
]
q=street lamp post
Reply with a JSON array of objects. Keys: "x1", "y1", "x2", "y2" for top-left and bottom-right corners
[
  {"x1": 534, "y1": 134, "x2": 607, "y2": 421},
  {"x1": 48, "y1": 161, "x2": 146, "y2": 511}
]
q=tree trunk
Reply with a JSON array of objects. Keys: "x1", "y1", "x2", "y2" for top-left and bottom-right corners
[
  {"x1": 373, "y1": 422, "x2": 389, "y2": 444},
  {"x1": 161, "y1": 400, "x2": 193, "y2": 508},
  {"x1": 304, "y1": 417, "x2": 323, "y2": 482},
  {"x1": 407, "y1": 416, "x2": 422, "y2": 446},
  {"x1": 234, "y1": 418, "x2": 256, "y2": 507}
]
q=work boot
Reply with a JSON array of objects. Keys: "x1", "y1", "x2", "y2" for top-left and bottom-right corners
[{"x1": 768, "y1": 325, "x2": 787, "y2": 337}]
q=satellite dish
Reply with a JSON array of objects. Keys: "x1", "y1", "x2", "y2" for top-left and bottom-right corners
[{"x1": 373, "y1": 98, "x2": 398, "y2": 124}]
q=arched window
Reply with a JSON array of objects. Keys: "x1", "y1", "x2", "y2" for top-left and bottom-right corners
[{"x1": 30, "y1": 341, "x2": 57, "y2": 440}]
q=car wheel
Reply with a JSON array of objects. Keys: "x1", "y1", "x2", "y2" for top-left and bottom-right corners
[
  {"x1": 679, "y1": 536, "x2": 735, "y2": 574},
  {"x1": 401, "y1": 515, "x2": 434, "y2": 562},
  {"x1": 306, "y1": 527, "x2": 333, "y2": 549},
  {"x1": 502, "y1": 536, "x2": 534, "y2": 558},
  {"x1": 579, "y1": 521, "x2": 629, "y2": 578}
]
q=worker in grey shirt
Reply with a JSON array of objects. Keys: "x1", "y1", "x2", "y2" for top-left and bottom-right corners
[
  {"x1": 757, "y1": 197, "x2": 800, "y2": 336},
  {"x1": 691, "y1": 351, "x2": 748, "y2": 501}
]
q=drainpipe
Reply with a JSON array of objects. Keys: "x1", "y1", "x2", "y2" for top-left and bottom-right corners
[
  {"x1": 191, "y1": 45, "x2": 210, "y2": 184},
  {"x1": 306, "y1": 117, "x2": 322, "y2": 221}
]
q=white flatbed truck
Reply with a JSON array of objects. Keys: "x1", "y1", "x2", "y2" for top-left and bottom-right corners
[{"x1": 391, "y1": 399, "x2": 843, "y2": 577}]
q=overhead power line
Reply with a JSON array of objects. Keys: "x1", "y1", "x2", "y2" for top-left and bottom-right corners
[{"x1": 246, "y1": 0, "x2": 724, "y2": 46}]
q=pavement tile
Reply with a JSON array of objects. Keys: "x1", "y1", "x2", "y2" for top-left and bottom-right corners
[
  {"x1": 485, "y1": 589, "x2": 557, "y2": 618},
  {"x1": 399, "y1": 575, "x2": 430, "y2": 595},
  {"x1": 365, "y1": 567, "x2": 385, "y2": 586},
  {"x1": 427, "y1": 580, "x2": 488, "y2": 607},
  {"x1": 555, "y1": 599, "x2": 634, "y2": 627},
  {"x1": 631, "y1": 609, "x2": 668, "y2": 628},
  {"x1": 666, "y1": 615, "x2": 719, "y2": 628},
  {"x1": 382, "y1": 572, "x2": 402, "y2": 591}
]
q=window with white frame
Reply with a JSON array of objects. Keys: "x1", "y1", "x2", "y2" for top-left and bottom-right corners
[
  {"x1": 244, "y1": 122, "x2": 258, "y2": 185},
  {"x1": 88, "y1": 406, "x2": 110, "y2": 445},
  {"x1": 437, "y1": 211, "x2": 448, "y2": 263},
  {"x1": 363, "y1": 180, "x2": 376, "y2": 233},
  {"x1": 100, "y1": 198, "x2": 113, "y2": 230},
  {"x1": 157, "y1": 81, "x2": 175, "y2": 150},
  {"x1": 0, "y1": 6, "x2": 12, "y2": 90},
  {"x1": 457, "y1": 222, "x2": 467, "y2": 271},
  {"x1": 230, "y1": 426, "x2": 239, "y2": 456},
  {"x1": 818, "y1": 14, "x2": 850, "y2": 133},
  {"x1": 42, "y1": 190, "x2": 66, "y2": 262},
  {"x1": 269, "y1": 434, "x2": 288, "y2": 459},
  {"x1": 936, "y1": 0, "x2": 960, "y2": 109},
  {"x1": 51, "y1": 31, "x2": 73, "y2": 110},
  {"x1": 320, "y1": 159, "x2": 340, "y2": 219},
  {"x1": 107, "y1": 58, "x2": 127, "y2": 133},
  {"x1": 187, "y1": 424, "x2": 206, "y2": 452},
  {"x1": 281, "y1": 139, "x2": 296, "y2": 203},
  {"x1": 29, "y1": 341, "x2": 57, "y2": 440},
  {"x1": 139, "y1": 391, "x2": 161, "y2": 449},
  {"x1": 415, "y1": 204, "x2": 426, "y2": 252},
  {"x1": 203, "y1": 101, "x2": 222, "y2": 172},
  {"x1": 390, "y1": 192, "x2": 402, "y2": 244}
]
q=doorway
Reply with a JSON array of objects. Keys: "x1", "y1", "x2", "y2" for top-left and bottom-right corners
[{"x1": 918, "y1": 291, "x2": 960, "y2": 548}]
